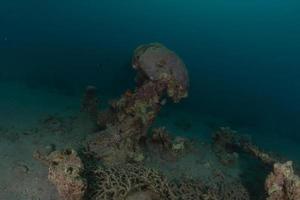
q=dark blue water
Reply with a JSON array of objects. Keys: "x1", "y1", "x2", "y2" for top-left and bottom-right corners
[{"x1": 1, "y1": 0, "x2": 300, "y2": 149}]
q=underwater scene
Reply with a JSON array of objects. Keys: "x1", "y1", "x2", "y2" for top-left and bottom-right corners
[{"x1": 0, "y1": 0, "x2": 300, "y2": 200}]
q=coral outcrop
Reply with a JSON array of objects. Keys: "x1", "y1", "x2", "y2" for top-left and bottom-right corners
[
  {"x1": 265, "y1": 161, "x2": 300, "y2": 200},
  {"x1": 87, "y1": 43, "x2": 189, "y2": 166},
  {"x1": 46, "y1": 149, "x2": 87, "y2": 200}
]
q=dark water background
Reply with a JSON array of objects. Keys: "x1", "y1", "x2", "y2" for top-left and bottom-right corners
[{"x1": 1, "y1": 0, "x2": 300, "y2": 142}]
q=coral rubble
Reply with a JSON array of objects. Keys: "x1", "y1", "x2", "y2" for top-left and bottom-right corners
[{"x1": 265, "y1": 161, "x2": 300, "y2": 200}]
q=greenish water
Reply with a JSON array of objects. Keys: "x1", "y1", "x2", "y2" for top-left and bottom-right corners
[{"x1": 0, "y1": 1, "x2": 300, "y2": 194}]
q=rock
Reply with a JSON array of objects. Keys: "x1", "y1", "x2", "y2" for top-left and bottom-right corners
[
  {"x1": 132, "y1": 43, "x2": 189, "y2": 102},
  {"x1": 47, "y1": 149, "x2": 87, "y2": 200},
  {"x1": 265, "y1": 161, "x2": 300, "y2": 200}
]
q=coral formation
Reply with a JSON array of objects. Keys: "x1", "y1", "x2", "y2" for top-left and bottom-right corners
[
  {"x1": 89, "y1": 163, "x2": 249, "y2": 200},
  {"x1": 132, "y1": 42, "x2": 189, "y2": 102},
  {"x1": 34, "y1": 44, "x2": 268, "y2": 200},
  {"x1": 46, "y1": 149, "x2": 87, "y2": 200},
  {"x1": 87, "y1": 43, "x2": 189, "y2": 166},
  {"x1": 89, "y1": 164, "x2": 175, "y2": 200},
  {"x1": 265, "y1": 161, "x2": 300, "y2": 200},
  {"x1": 205, "y1": 176, "x2": 250, "y2": 200}
]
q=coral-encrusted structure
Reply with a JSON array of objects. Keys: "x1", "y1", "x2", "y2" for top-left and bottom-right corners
[
  {"x1": 46, "y1": 149, "x2": 87, "y2": 200},
  {"x1": 87, "y1": 43, "x2": 189, "y2": 166},
  {"x1": 132, "y1": 43, "x2": 189, "y2": 102},
  {"x1": 265, "y1": 161, "x2": 300, "y2": 200}
]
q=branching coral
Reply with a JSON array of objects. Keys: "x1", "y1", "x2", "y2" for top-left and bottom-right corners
[
  {"x1": 88, "y1": 164, "x2": 250, "y2": 200},
  {"x1": 205, "y1": 176, "x2": 250, "y2": 200},
  {"x1": 265, "y1": 161, "x2": 300, "y2": 200},
  {"x1": 88, "y1": 163, "x2": 250, "y2": 200},
  {"x1": 40, "y1": 149, "x2": 250, "y2": 200},
  {"x1": 89, "y1": 164, "x2": 176, "y2": 200}
]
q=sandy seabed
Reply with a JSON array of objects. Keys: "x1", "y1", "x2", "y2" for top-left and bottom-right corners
[{"x1": 0, "y1": 81, "x2": 299, "y2": 200}]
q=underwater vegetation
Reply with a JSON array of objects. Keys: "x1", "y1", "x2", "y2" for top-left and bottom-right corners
[{"x1": 33, "y1": 43, "x2": 300, "y2": 200}]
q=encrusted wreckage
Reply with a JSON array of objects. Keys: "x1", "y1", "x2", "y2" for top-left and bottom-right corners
[
  {"x1": 87, "y1": 43, "x2": 189, "y2": 166},
  {"x1": 34, "y1": 43, "x2": 300, "y2": 200}
]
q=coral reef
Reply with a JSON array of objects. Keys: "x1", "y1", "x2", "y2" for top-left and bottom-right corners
[
  {"x1": 265, "y1": 161, "x2": 300, "y2": 200},
  {"x1": 34, "y1": 44, "x2": 265, "y2": 200},
  {"x1": 45, "y1": 149, "x2": 87, "y2": 200},
  {"x1": 87, "y1": 43, "x2": 189, "y2": 166}
]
